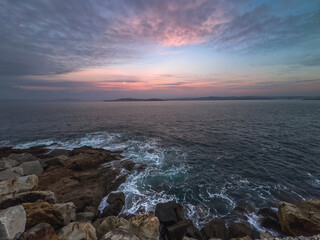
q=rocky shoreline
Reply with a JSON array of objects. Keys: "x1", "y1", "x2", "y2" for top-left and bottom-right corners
[{"x1": 0, "y1": 146, "x2": 319, "y2": 240}]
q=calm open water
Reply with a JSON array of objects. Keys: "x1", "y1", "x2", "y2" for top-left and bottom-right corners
[{"x1": 0, "y1": 100, "x2": 319, "y2": 231}]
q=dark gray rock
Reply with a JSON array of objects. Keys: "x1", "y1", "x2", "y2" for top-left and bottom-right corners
[
  {"x1": 228, "y1": 222, "x2": 251, "y2": 238},
  {"x1": 20, "y1": 160, "x2": 43, "y2": 175},
  {"x1": 155, "y1": 201, "x2": 184, "y2": 226},
  {"x1": 167, "y1": 220, "x2": 193, "y2": 240},
  {"x1": 200, "y1": 219, "x2": 227, "y2": 240},
  {"x1": 107, "y1": 192, "x2": 125, "y2": 205}
]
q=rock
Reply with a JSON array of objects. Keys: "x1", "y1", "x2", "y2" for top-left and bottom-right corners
[
  {"x1": 83, "y1": 206, "x2": 100, "y2": 221},
  {"x1": 155, "y1": 201, "x2": 184, "y2": 226},
  {"x1": 0, "y1": 205, "x2": 26, "y2": 240},
  {"x1": 58, "y1": 222, "x2": 97, "y2": 240},
  {"x1": 183, "y1": 237, "x2": 197, "y2": 240},
  {"x1": 92, "y1": 217, "x2": 105, "y2": 229},
  {"x1": 101, "y1": 200, "x2": 124, "y2": 217},
  {"x1": 107, "y1": 192, "x2": 125, "y2": 205},
  {"x1": 43, "y1": 155, "x2": 69, "y2": 167},
  {"x1": 201, "y1": 219, "x2": 227, "y2": 240},
  {"x1": 257, "y1": 208, "x2": 281, "y2": 233},
  {"x1": 22, "y1": 201, "x2": 75, "y2": 230},
  {"x1": 259, "y1": 231, "x2": 274, "y2": 240},
  {"x1": 0, "y1": 158, "x2": 19, "y2": 171},
  {"x1": 20, "y1": 160, "x2": 43, "y2": 176},
  {"x1": 0, "y1": 166, "x2": 24, "y2": 180},
  {"x1": 278, "y1": 200, "x2": 320, "y2": 236},
  {"x1": 76, "y1": 212, "x2": 95, "y2": 222},
  {"x1": 232, "y1": 202, "x2": 255, "y2": 215},
  {"x1": 230, "y1": 237, "x2": 252, "y2": 240},
  {"x1": 228, "y1": 222, "x2": 251, "y2": 238},
  {"x1": 38, "y1": 147, "x2": 128, "y2": 211},
  {"x1": 0, "y1": 191, "x2": 56, "y2": 210},
  {"x1": 127, "y1": 213, "x2": 160, "y2": 240},
  {"x1": 18, "y1": 223, "x2": 58, "y2": 240},
  {"x1": 8, "y1": 154, "x2": 38, "y2": 164},
  {"x1": 167, "y1": 220, "x2": 193, "y2": 240},
  {"x1": 48, "y1": 149, "x2": 69, "y2": 158},
  {"x1": 96, "y1": 216, "x2": 128, "y2": 239},
  {"x1": 0, "y1": 175, "x2": 38, "y2": 197},
  {"x1": 185, "y1": 222, "x2": 204, "y2": 240},
  {"x1": 101, "y1": 229, "x2": 139, "y2": 240}
]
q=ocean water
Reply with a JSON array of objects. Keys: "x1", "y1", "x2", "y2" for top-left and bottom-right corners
[{"x1": 1, "y1": 100, "x2": 320, "y2": 232}]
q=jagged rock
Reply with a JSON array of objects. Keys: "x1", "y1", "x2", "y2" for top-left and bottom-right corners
[
  {"x1": 83, "y1": 206, "x2": 100, "y2": 221},
  {"x1": 38, "y1": 147, "x2": 128, "y2": 211},
  {"x1": 228, "y1": 222, "x2": 251, "y2": 238},
  {"x1": 0, "y1": 205, "x2": 26, "y2": 240},
  {"x1": 258, "y1": 207, "x2": 281, "y2": 233},
  {"x1": 96, "y1": 216, "x2": 128, "y2": 239},
  {"x1": 8, "y1": 153, "x2": 38, "y2": 164},
  {"x1": 48, "y1": 149, "x2": 69, "y2": 158},
  {"x1": 230, "y1": 237, "x2": 252, "y2": 240},
  {"x1": 76, "y1": 212, "x2": 95, "y2": 222},
  {"x1": 18, "y1": 223, "x2": 58, "y2": 240},
  {"x1": 22, "y1": 201, "x2": 75, "y2": 230},
  {"x1": 278, "y1": 200, "x2": 320, "y2": 236},
  {"x1": 107, "y1": 192, "x2": 125, "y2": 205},
  {"x1": 155, "y1": 201, "x2": 184, "y2": 226},
  {"x1": 92, "y1": 218, "x2": 105, "y2": 229},
  {"x1": 0, "y1": 158, "x2": 19, "y2": 171},
  {"x1": 0, "y1": 175, "x2": 38, "y2": 197},
  {"x1": 0, "y1": 191, "x2": 56, "y2": 209},
  {"x1": 100, "y1": 229, "x2": 139, "y2": 240},
  {"x1": 58, "y1": 222, "x2": 97, "y2": 240},
  {"x1": 101, "y1": 200, "x2": 124, "y2": 218},
  {"x1": 201, "y1": 219, "x2": 227, "y2": 240},
  {"x1": 0, "y1": 166, "x2": 24, "y2": 180},
  {"x1": 259, "y1": 231, "x2": 274, "y2": 240},
  {"x1": 40, "y1": 156, "x2": 68, "y2": 168},
  {"x1": 19, "y1": 161, "x2": 43, "y2": 176},
  {"x1": 127, "y1": 213, "x2": 160, "y2": 240},
  {"x1": 167, "y1": 219, "x2": 193, "y2": 240}
]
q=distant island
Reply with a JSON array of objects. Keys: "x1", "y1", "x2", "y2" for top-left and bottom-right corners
[{"x1": 104, "y1": 96, "x2": 320, "y2": 102}]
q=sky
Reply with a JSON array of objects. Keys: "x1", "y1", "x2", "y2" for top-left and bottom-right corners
[{"x1": 0, "y1": 0, "x2": 320, "y2": 100}]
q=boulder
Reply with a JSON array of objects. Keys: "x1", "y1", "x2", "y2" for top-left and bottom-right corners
[
  {"x1": 22, "y1": 201, "x2": 76, "y2": 230},
  {"x1": 0, "y1": 205, "x2": 26, "y2": 240},
  {"x1": 155, "y1": 201, "x2": 184, "y2": 226},
  {"x1": 127, "y1": 213, "x2": 160, "y2": 240},
  {"x1": 0, "y1": 158, "x2": 19, "y2": 171},
  {"x1": 0, "y1": 166, "x2": 24, "y2": 180},
  {"x1": 40, "y1": 156, "x2": 68, "y2": 169},
  {"x1": 259, "y1": 231, "x2": 274, "y2": 240},
  {"x1": 96, "y1": 216, "x2": 128, "y2": 239},
  {"x1": 257, "y1": 207, "x2": 281, "y2": 233},
  {"x1": 83, "y1": 206, "x2": 100, "y2": 221},
  {"x1": 101, "y1": 200, "x2": 124, "y2": 217},
  {"x1": 20, "y1": 161, "x2": 43, "y2": 175},
  {"x1": 201, "y1": 219, "x2": 227, "y2": 240},
  {"x1": 228, "y1": 222, "x2": 251, "y2": 238},
  {"x1": 58, "y1": 222, "x2": 97, "y2": 240},
  {"x1": 230, "y1": 237, "x2": 252, "y2": 240},
  {"x1": 107, "y1": 192, "x2": 125, "y2": 205},
  {"x1": 167, "y1": 220, "x2": 193, "y2": 240},
  {"x1": 18, "y1": 223, "x2": 58, "y2": 240},
  {"x1": 92, "y1": 218, "x2": 105, "y2": 229},
  {"x1": 0, "y1": 175, "x2": 38, "y2": 197},
  {"x1": 278, "y1": 200, "x2": 320, "y2": 236},
  {"x1": 185, "y1": 222, "x2": 204, "y2": 240},
  {"x1": 8, "y1": 154, "x2": 38, "y2": 164},
  {"x1": 48, "y1": 149, "x2": 69, "y2": 158},
  {"x1": 76, "y1": 212, "x2": 95, "y2": 222},
  {"x1": 183, "y1": 237, "x2": 197, "y2": 240},
  {"x1": 100, "y1": 229, "x2": 139, "y2": 240},
  {"x1": 0, "y1": 191, "x2": 56, "y2": 210}
]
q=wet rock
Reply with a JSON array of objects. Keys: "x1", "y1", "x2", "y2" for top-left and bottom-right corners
[
  {"x1": 107, "y1": 192, "x2": 125, "y2": 205},
  {"x1": 185, "y1": 222, "x2": 204, "y2": 240},
  {"x1": 20, "y1": 160, "x2": 43, "y2": 175},
  {"x1": 58, "y1": 222, "x2": 97, "y2": 240},
  {"x1": 0, "y1": 175, "x2": 38, "y2": 197},
  {"x1": 278, "y1": 200, "x2": 320, "y2": 236},
  {"x1": 259, "y1": 231, "x2": 274, "y2": 240},
  {"x1": 48, "y1": 149, "x2": 69, "y2": 158},
  {"x1": 76, "y1": 212, "x2": 95, "y2": 222},
  {"x1": 0, "y1": 166, "x2": 24, "y2": 180},
  {"x1": 228, "y1": 222, "x2": 251, "y2": 238},
  {"x1": 232, "y1": 202, "x2": 255, "y2": 215},
  {"x1": 167, "y1": 219, "x2": 193, "y2": 240},
  {"x1": 22, "y1": 201, "x2": 75, "y2": 230},
  {"x1": 258, "y1": 207, "x2": 281, "y2": 233},
  {"x1": 18, "y1": 223, "x2": 58, "y2": 240},
  {"x1": 101, "y1": 200, "x2": 124, "y2": 217},
  {"x1": 0, "y1": 191, "x2": 56, "y2": 210},
  {"x1": 200, "y1": 219, "x2": 227, "y2": 240},
  {"x1": 100, "y1": 229, "x2": 139, "y2": 240},
  {"x1": 96, "y1": 216, "x2": 128, "y2": 239},
  {"x1": 127, "y1": 213, "x2": 160, "y2": 240},
  {"x1": 40, "y1": 156, "x2": 68, "y2": 169},
  {"x1": 155, "y1": 201, "x2": 184, "y2": 226},
  {"x1": 0, "y1": 205, "x2": 26, "y2": 240}
]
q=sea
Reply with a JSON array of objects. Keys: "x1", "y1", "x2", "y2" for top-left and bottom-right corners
[{"x1": 0, "y1": 100, "x2": 319, "y2": 233}]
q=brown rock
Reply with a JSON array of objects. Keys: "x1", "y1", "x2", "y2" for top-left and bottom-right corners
[
  {"x1": 100, "y1": 229, "x2": 139, "y2": 240},
  {"x1": 228, "y1": 222, "x2": 251, "y2": 238},
  {"x1": 18, "y1": 223, "x2": 58, "y2": 240},
  {"x1": 22, "y1": 201, "x2": 75, "y2": 230},
  {"x1": 96, "y1": 216, "x2": 128, "y2": 239},
  {"x1": 277, "y1": 200, "x2": 320, "y2": 236},
  {"x1": 167, "y1": 220, "x2": 193, "y2": 240},
  {"x1": 127, "y1": 213, "x2": 160, "y2": 240},
  {"x1": 201, "y1": 219, "x2": 227, "y2": 240},
  {"x1": 58, "y1": 222, "x2": 97, "y2": 240}
]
